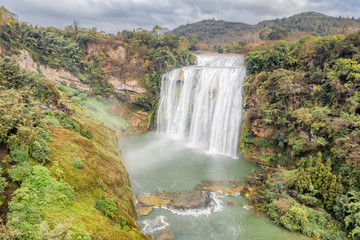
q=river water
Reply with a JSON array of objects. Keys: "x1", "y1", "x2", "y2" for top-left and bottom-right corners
[
  {"x1": 123, "y1": 54, "x2": 307, "y2": 239},
  {"x1": 123, "y1": 133, "x2": 307, "y2": 240}
]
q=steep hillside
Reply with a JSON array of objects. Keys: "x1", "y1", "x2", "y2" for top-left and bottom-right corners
[
  {"x1": 0, "y1": 6, "x2": 197, "y2": 239},
  {"x1": 172, "y1": 11, "x2": 360, "y2": 46},
  {"x1": 241, "y1": 31, "x2": 360, "y2": 239},
  {"x1": 0, "y1": 56, "x2": 150, "y2": 239}
]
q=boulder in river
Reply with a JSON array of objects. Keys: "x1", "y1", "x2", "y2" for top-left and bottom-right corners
[{"x1": 137, "y1": 190, "x2": 212, "y2": 211}]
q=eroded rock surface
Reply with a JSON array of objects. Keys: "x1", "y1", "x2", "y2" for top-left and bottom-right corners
[
  {"x1": 136, "y1": 180, "x2": 250, "y2": 216},
  {"x1": 108, "y1": 76, "x2": 146, "y2": 95},
  {"x1": 15, "y1": 50, "x2": 91, "y2": 92},
  {"x1": 156, "y1": 233, "x2": 175, "y2": 240},
  {"x1": 137, "y1": 190, "x2": 211, "y2": 211}
]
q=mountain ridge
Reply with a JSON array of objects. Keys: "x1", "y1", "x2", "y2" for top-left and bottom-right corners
[{"x1": 172, "y1": 11, "x2": 360, "y2": 44}]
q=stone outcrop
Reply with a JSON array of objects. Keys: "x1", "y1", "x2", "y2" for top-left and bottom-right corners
[
  {"x1": 196, "y1": 180, "x2": 250, "y2": 195},
  {"x1": 108, "y1": 46, "x2": 126, "y2": 62},
  {"x1": 137, "y1": 190, "x2": 211, "y2": 211},
  {"x1": 108, "y1": 76, "x2": 146, "y2": 95},
  {"x1": 251, "y1": 119, "x2": 272, "y2": 138},
  {"x1": 14, "y1": 50, "x2": 91, "y2": 92},
  {"x1": 136, "y1": 180, "x2": 250, "y2": 216},
  {"x1": 156, "y1": 233, "x2": 175, "y2": 240}
]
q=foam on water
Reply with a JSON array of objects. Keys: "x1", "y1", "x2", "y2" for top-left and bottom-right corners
[
  {"x1": 140, "y1": 215, "x2": 170, "y2": 233},
  {"x1": 166, "y1": 192, "x2": 224, "y2": 217}
]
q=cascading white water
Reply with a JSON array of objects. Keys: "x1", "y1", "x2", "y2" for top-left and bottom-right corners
[{"x1": 157, "y1": 54, "x2": 245, "y2": 158}]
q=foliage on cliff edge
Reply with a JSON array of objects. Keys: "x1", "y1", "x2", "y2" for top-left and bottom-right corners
[
  {"x1": 0, "y1": 52, "x2": 148, "y2": 239},
  {"x1": 243, "y1": 31, "x2": 360, "y2": 239}
]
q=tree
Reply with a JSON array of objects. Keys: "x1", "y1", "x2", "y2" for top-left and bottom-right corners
[
  {"x1": 266, "y1": 26, "x2": 289, "y2": 40},
  {"x1": 295, "y1": 157, "x2": 312, "y2": 193},
  {"x1": 334, "y1": 191, "x2": 360, "y2": 238},
  {"x1": 0, "y1": 89, "x2": 41, "y2": 145}
]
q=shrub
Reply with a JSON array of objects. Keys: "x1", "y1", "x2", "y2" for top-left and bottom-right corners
[
  {"x1": 7, "y1": 166, "x2": 74, "y2": 240},
  {"x1": 73, "y1": 232, "x2": 91, "y2": 240},
  {"x1": 45, "y1": 111, "x2": 91, "y2": 139},
  {"x1": 0, "y1": 217, "x2": 20, "y2": 239},
  {"x1": 73, "y1": 160, "x2": 83, "y2": 169},
  {"x1": 31, "y1": 138, "x2": 51, "y2": 163},
  {"x1": 132, "y1": 96, "x2": 151, "y2": 111},
  {"x1": 95, "y1": 198, "x2": 117, "y2": 219},
  {"x1": 297, "y1": 194, "x2": 321, "y2": 207},
  {"x1": 69, "y1": 83, "x2": 77, "y2": 89},
  {"x1": 70, "y1": 92, "x2": 87, "y2": 105},
  {"x1": 36, "y1": 128, "x2": 52, "y2": 142},
  {"x1": 52, "y1": 111, "x2": 80, "y2": 132},
  {"x1": 8, "y1": 142, "x2": 28, "y2": 164},
  {"x1": 0, "y1": 168, "x2": 7, "y2": 195},
  {"x1": 118, "y1": 216, "x2": 129, "y2": 229},
  {"x1": 267, "y1": 198, "x2": 346, "y2": 239},
  {"x1": 37, "y1": 221, "x2": 73, "y2": 240},
  {"x1": 266, "y1": 26, "x2": 289, "y2": 40},
  {"x1": 290, "y1": 140, "x2": 303, "y2": 157},
  {"x1": 80, "y1": 129, "x2": 93, "y2": 139},
  {"x1": 8, "y1": 162, "x2": 32, "y2": 183},
  {"x1": 96, "y1": 178, "x2": 103, "y2": 189},
  {"x1": 56, "y1": 84, "x2": 79, "y2": 98},
  {"x1": 333, "y1": 191, "x2": 360, "y2": 238},
  {"x1": 246, "y1": 50, "x2": 267, "y2": 74}
]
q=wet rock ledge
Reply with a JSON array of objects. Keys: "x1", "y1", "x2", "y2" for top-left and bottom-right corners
[{"x1": 136, "y1": 180, "x2": 252, "y2": 216}]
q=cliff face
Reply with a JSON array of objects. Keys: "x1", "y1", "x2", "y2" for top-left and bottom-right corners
[
  {"x1": 3, "y1": 47, "x2": 150, "y2": 239},
  {"x1": 238, "y1": 33, "x2": 360, "y2": 239},
  {"x1": 15, "y1": 49, "x2": 91, "y2": 92},
  {"x1": 14, "y1": 48, "x2": 149, "y2": 135},
  {"x1": 45, "y1": 102, "x2": 150, "y2": 240},
  {"x1": 85, "y1": 40, "x2": 150, "y2": 134},
  {"x1": 86, "y1": 40, "x2": 147, "y2": 96}
]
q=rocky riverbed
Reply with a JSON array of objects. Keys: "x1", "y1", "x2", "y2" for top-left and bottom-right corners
[{"x1": 136, "y1": 180, "x2": 252, "y2": 216}]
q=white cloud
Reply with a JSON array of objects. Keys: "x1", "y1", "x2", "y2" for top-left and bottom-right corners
[{"x1": 2, "y1": 0, "x2": 360, "y2": 33}]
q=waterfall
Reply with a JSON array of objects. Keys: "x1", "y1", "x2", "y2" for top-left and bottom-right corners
[{"x1": 157, "y1": 54, "x2": 245, "y2": 158}]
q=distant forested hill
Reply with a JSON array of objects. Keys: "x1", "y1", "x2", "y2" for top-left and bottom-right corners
[{"x1": 172, "y1": 12, "x2": 360, "y2": 45}]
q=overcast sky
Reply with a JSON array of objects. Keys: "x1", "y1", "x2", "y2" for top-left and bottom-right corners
[{"x1": 1, "y1": 0, "x2": 360, "y2": 33}]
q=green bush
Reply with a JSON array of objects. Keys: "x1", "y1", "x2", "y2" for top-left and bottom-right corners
[
  {"x1": 31, "y1": 138, "x2": 51, "y2": 163},
  {"x1": 80, "y1": 129, "x2": 93, "y2": 139},
  {"x1": 37, "y1": 221, "x2": 73, "y2": 240},
  {"x1": 95, "y1": 198, "x2": 117, "y2": 219},
  {"x1": 297, "y1": 194, "x2": 321, "y2": 207},
  {"x1": 246, "y1": 50, "x2": 267, "y2": 74},
  {"x1": 333, "y1": 191, "x2": 360, "y2": 238},
  {"x1": 56, "y1": 84, "x2": 80, "y2": 98},
  {"x1": 267, "y1": 198, "x2": 346, "y2": 239},
  {"x1": 132, "y1": 96, "x2": 151, "y2": 111},
  {"x1": 0, "y1": 168, "x2": 7, "y2": 195},
  {"x1": 56, "y1": 83, "x2": 88, "y2": 105},
  {"x1": 0, "y1": 57, "x2": 60, "y2": 104},
  {"x1": 52, "y1": 110, "x2": 80, "y2": 132},
  {"x1": 44, "y1": 110, "x2": 92, "y2": 139},
  {"x1": 7, "y1": 166, "x2": 74, "y2": 240},
  {"x1": 73, "y1": 160, "x2": 83, "y2": 169},
  {"x1": 9, "y1": 142, "x2": 28, "y2": 164},
  {"x1": 71, "y1": 232, "x2": 91, "y2": 240},
  {"x1": 266, "y1": 26, "x2": 289, "y2": 40},
  {"x1": 8, "y1": 162, "x2": 32, "y2": 183},
  {"x1": 36, "y1": 128, "x2": 52, "y2": 142},
  {"x1": 118, "y1": 216, "x2": 129, "y2": 228}
]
